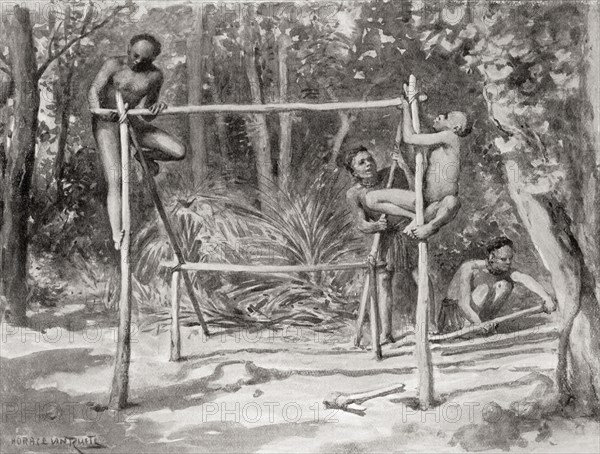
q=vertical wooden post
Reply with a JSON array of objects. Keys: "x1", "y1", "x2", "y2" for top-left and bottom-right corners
[
  {"x1": 109, "y1": 91, "x2": 132, "y2": 410},
  {"x1": 170, "y1": 271, "x2": 181, "y2": 361},
  {"x1": 355, "y1": 102, "x2": 412, "y2": 348},
  {"x1": 368, "y1": 260, "x2": 382, "y2": 360},
  {"x1": 408, "y1": 74, "x2": 434, "y2": 409},
  {"x1": 354, "y1": 272, "x2": 370, "y2": 347},
  {"x1": 354, "y1": 117, "x2": 404, "y2": 350}
]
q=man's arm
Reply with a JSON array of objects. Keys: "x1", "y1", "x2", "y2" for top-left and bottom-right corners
[
  {"x1": 88, "y1": 58, "x2": 118, "y2": 115},
  {"x1": 346, "y1": 190, "x2": 386, "y2": 234},
  {"x1": 510, "y1": 271, "x2": 557, "y2": 313},
  {"x1": 139, "y1": 70, "x2": 166, "y2": 121},
  {"x1": 457, "y1": 261, "x2": 483, "y2": 324},
  {"x1": 402, "y1": 101, "x2": 457, "y2": 147}
]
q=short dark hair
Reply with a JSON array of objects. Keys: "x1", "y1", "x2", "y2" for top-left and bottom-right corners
[
  {"x1": 339, "y1": 145, "x2": 369, "y2": 175},
  {"x1": 456, "y1": 120, "x2": 473, "y2": 138},
  {"x1": 130, "y1": 34, "x2": 162, "y2": 57},
  {"x1": 486, "y1": 236, "x2": 514, "y2": 255}
]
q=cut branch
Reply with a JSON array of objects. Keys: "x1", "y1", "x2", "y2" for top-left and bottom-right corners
[
  {"x1": 94, "y1": 98, "x2": 404, "y2": 116},
  {"x1": 390, "y1": 304, "x2": 546, "y2": 348},
  {"x1": 46, "y1": 19, "x2": 64, "y2": 63},
  {"x1": 160, "y1": 261, "x2": 387, "y2": 273}
]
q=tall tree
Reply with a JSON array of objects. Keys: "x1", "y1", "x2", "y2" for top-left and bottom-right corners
[
  {"x1": 470, "y1": 1, "x2": 599, "y2": 417},
  {"x1": 1, "y1": 7, "x2": 39, "y2": 326},
  {"x1": 412, "y1": 0, "x2": 600, "y2": 415},
  {"x1": 276, "y1": 26, "x2": 293, "y2": 192},
  {"x1": 53, "y1": 5, "x2": 93, "y2": 203},
  {"x1": 186, "y1": 6, "x2": 208, "y2": 184},
  {"x1": 0, "y1": 4, "x2": 125, "y2": 325},
  {"x1": 205, "y1": 9, "x2": 231, "y2": 170},
  {"x1": 240, "y1": 9, "x2": 274, "y2": 207}
]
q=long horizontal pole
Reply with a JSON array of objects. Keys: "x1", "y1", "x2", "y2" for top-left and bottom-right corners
[
  {"x1": 390, "y1": 304, "x2": 545, "y2": 348},
  {"x1": 94, "y1": 98, "x2": 403, "y2": 117},
  {"x1": 161, "y1": 261, "x2": 386, "y2": 273}
]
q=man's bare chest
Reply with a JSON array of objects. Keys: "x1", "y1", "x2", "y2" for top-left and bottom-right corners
[
  {"x1": 472, "y1": 269, "x2": 511, "y2": 288},
  {"x1": 111, "y1": 69, "x2": 155, "y2": 94},
  {"x1": 428, "y1": 146, "x2": 459, "y2": 168}
]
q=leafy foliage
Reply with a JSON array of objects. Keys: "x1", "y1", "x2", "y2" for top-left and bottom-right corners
[
  {"x1": 133, "y1": 169, "x2": 363, "y2": 328},
  {"x1": 18, "y1": 0, "x2": 590, "y2": 328}
]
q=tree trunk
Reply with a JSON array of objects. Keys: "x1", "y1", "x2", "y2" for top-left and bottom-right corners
[
  {"x1": 54, "y1": 5, "x2": 75, "y2": 203},
  {"x1": 54, "y1": 67, "x2": 73, "y2": 203},
  {"x1": 503, "y1": 164, "x2": 600, "y2": 416},
  {"x1": 277, "y1": 33, "x2": 292, "y2": 193},
  {"x1": 510, "y1": 5, "x2": 600, "y2": 416},
  {"x1": 186, "y1": 6, "x2": 208, "y2": 184},
  {"x1": 243, "y1": 45, "x2": 273, "y2": 207},
  {"x1": 0, "y1": 107, "x2": 13, "y2": 225},
  {"x1": 206, "y1": 13, "x2": 230, "y2": 171},
  {"x1": 579, "y1": 3, "x2": 600, "y2": 306},
  {"x1": 325, "y1": 87, "x2": 356, "y2": 166},
  {"x1": 0, "y1": 7, "x2": 40, "y2": 326},
  {"x1": 330, "y1": 111, "x2": 357, "y2": 166}
]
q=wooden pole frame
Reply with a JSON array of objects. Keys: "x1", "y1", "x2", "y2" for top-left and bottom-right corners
[
  {"x1": 163, "y1": 260, "x2": 387, "y2": 362},
  {"x1": 170, "y1": 271, "x2": 181, "y2": 362},
  {"x1": 127, "y1": 124, "x2": 210, "y2": 337},
  {"x1": 368, "y1": 259, "x2": 382, "y2": 360},
  {"x1": 109, "y1": 91, "x2": 132, "y2": 410},
  {"x1": 354, "y1": 102, "x2": 416, "y2": 348},
  {"x1": 161, "y1": 261, "x2": 386, "y2": 273},
  {"x1": 93, "y1": 98, "x2": 404, "y2": 117},
  {"x1": 408, "y1": 74, "x2": 435, "y2": 410},
  {"x1": 103, "y1": 94, "x2": 411, "y2": 403}
]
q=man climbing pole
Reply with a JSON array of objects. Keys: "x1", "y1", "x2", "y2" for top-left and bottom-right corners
[
  {"x1": 365, "y1": 97, "x2": 472, "y2": 240},
  {"x1": 88, "y1": 33, "x2": 186, "y2": 250},
  {"x1": 343, "y1": 145, "x2": 419, "y2": 343}
]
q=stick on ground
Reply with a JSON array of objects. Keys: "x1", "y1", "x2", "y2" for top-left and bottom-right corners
[
  {"x1": 323, "y1": 383, "x2": 406, "y2": 415},
  {"x1": 391, "y1": 304, "x2": 546, "y2": 349}
]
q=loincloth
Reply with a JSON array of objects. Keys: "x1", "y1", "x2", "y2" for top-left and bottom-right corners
[
  {"x1": 379, "y1": 228, "x2": 417, "y2": 273},
  {"x1": 437, "y1": 298, "x2": 466, "y2": 334}
]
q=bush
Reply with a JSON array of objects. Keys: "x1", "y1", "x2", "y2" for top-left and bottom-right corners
[{"x1": 134, "y1": 170, "x2": 365, "y2": 329}]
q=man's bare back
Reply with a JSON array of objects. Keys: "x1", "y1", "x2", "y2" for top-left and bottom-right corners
[{"x1": 424, "y1": 144, "x2": 460, "y2": 203}]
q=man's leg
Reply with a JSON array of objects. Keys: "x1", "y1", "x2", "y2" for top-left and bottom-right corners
[
  {"x1": 378, "y1": 234, "x2": 395, "y2": 343},
  {"x1": 408, "y1": 195, "x2": 461, "y2": 240},
  {"x1": 479, "y1": 281, "x2": 513, "y2": 321},
  {"x1": 365, "y1": 189, "x2": 416, "y2": 218},
  {"x1": 134, "y1": 121, "x2": 186, "y2": 162},
  {"x1": 377, "y1": 268, "x2": 394, "y2": 343},
  {"x1": 93, "y1": 119, "x2": 123, "y2": 248}
]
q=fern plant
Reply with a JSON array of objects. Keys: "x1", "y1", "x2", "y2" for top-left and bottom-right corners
[
  {"x1": 133, "y1": 170, "x2": 364, "y2": 329},
  {"x1": 219, "y1": 170, "x2": 364, "y2": 328}
]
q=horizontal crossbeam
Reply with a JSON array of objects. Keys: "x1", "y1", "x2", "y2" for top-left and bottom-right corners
[
  {"x1": 160, "y1": 261, "x2": 387, "y2": 273},
  {"x1": 94, "y1": 98, "x2": 403, "y2": 116}
]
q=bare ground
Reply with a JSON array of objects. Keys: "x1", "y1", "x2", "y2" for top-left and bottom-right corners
[{"x1": 1, "y1": 304, "x2": 599, "y2": 453}]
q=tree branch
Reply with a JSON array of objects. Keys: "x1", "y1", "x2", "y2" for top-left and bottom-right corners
[
  {"x1": 46, "y1": 20, "x2": 64, "y2": 63},
  {"x1": 36, "y1": 5, "x2": 126, "y2": 80}
]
